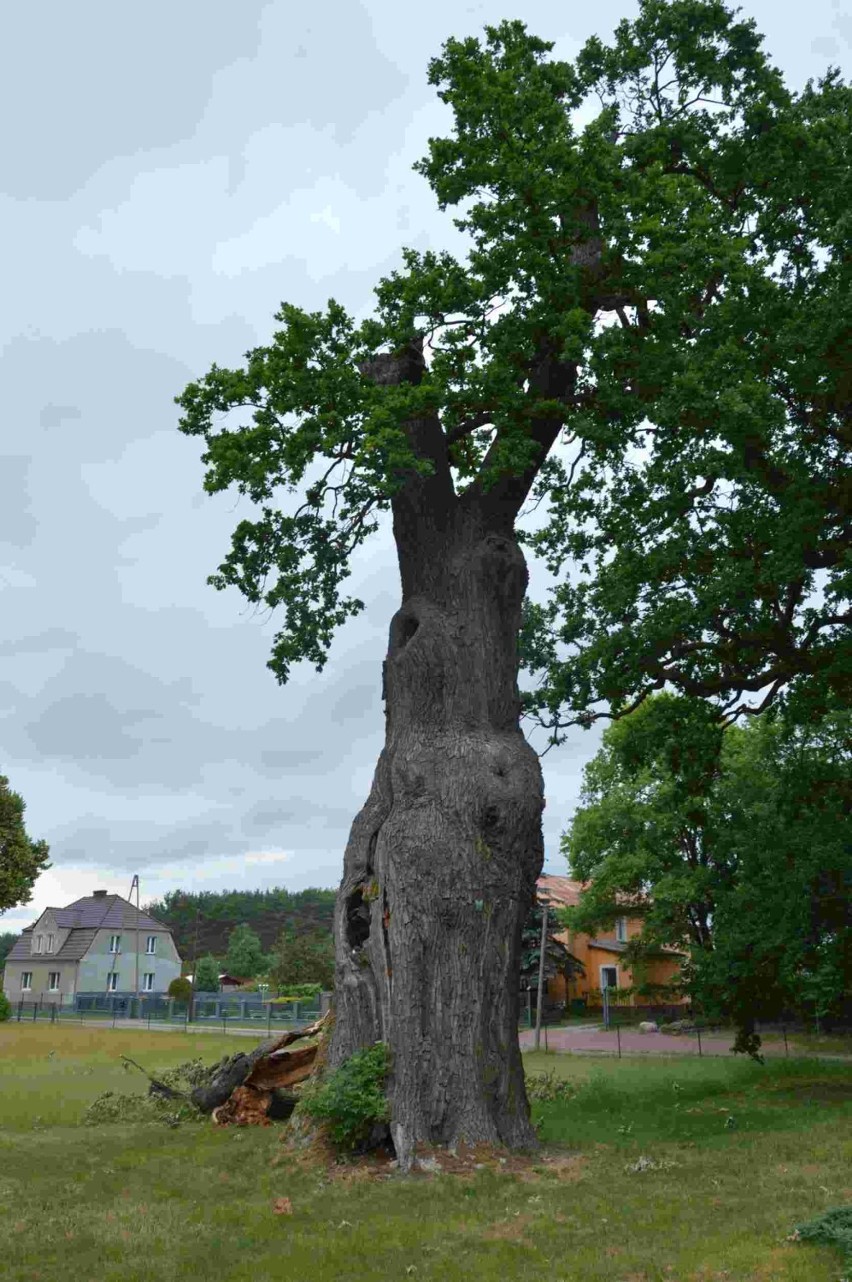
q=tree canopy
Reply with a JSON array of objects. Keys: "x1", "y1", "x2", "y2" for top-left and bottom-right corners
[
  {"x1": 143, "y1": 886, "x2": 335, "y2": 958},
  {"x1": 561, "y1": 695, "x2": 852, "y2": 1051},
  {"x1": 0, "y1": 774, "x2": 50, "y2": 914},
  {"x1": 519, "y1": 898, "x2": 584, "y2": 993},
  {"x1": 175, "y1": 0, "x2": 850, "y2": 739},
  {"x1": 192, "y1": 954, "x2": 221, "y2": 993},
  {"x1": 223, "y1": 923, "x2": 268, "y2": 980},
  {"x1": 269, "y1": 927, "x2": 335, "y2": 991}
]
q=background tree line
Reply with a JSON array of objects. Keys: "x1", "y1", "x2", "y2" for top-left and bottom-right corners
[{"x1": 142, "y1": 885, "x2": 336, "y2": 959}]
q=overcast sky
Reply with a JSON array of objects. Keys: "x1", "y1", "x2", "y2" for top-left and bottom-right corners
[{"x1": 1, "y1": 0, "x2": 847, "y2": 934}]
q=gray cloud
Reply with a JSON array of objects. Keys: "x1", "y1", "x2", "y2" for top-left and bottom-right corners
[{"x1": 0, "y1": 0, "x2": 838, "y2": 933}]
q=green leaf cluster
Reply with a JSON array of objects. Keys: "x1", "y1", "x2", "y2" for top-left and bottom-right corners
[
  {"x1": 520, "y1": 899, "x2": 584, "y2": 990},
  {"x1": 561, "y1": 695, "x2": 852, "y2": 1042},
  {"x1": 192, "y1": 954, "x2": 221, "y2": 993},
  {"x1": 792, "y1": 1206, "x2": 852, "y2": 1267},
  {"x1": 299, "y1": 1042, "x2": 390, "y2": 1151},
  {"x1": 223, "y1": 923, "x2": 268, "y2": 980},
  {"x1": 269, "y1": 928, "x2": 334, "y2": 991},
  {"x1": 142, "y1": 886, "x2": 335, "y2": 959},
  {"x1": 0, "y1": 774, "x2": 50, "y2": 913},
  {"x1": 167, "y1": 977, "x2": 193, "y2": 1003},
  {"x1": 176, "y1": 0, "x2": 849, "y2": 738}
]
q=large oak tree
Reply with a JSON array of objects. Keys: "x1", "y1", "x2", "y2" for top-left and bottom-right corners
[{"x1": 177, "y1": 1, "x2": 849, "y2": 1163}]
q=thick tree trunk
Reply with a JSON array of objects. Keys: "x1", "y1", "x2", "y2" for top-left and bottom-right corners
[{"x1": 329, "y1": 348, "x2": 545, "y2": 1168}]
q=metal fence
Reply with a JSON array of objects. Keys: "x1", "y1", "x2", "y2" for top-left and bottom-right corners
[{"x1": 9, "y1": 992, "x2": 326, "y2": 1033}]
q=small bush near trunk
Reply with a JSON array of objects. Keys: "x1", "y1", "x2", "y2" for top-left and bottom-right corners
[{"x1": 299, "y1": 1041, "x2": 390, "y2": 1150}]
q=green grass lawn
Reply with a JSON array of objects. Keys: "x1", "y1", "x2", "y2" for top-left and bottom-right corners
[{"x1": 1, "y1": 1025, "x2": 850, "y2": 1281}]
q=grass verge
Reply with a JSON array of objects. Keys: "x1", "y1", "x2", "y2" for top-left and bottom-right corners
[{"x1": 0, "y1": 1025, "x2": 850, "y2": 1280}]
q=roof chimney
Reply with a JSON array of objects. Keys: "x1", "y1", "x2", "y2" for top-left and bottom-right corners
[{"x1": 92, "y1": 889, "x2": 108, "y2": 898}]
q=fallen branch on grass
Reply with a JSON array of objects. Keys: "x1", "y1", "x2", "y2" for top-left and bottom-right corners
[
  {"x1": 119, "y1": 1054, "x2": 192, "y2": 1101},
  {"x1": 198, "y1": 1011, "x2": 330, "y2": 1126}
]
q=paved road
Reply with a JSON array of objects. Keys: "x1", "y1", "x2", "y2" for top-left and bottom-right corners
[{"x1": 518, "y1": 1025, "x2": 850, "y2": 1060}]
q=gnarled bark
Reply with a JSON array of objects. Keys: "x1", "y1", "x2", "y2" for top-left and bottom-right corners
[{"x1": 329, "y1": 342, "x2": 547, "y2": 1169}]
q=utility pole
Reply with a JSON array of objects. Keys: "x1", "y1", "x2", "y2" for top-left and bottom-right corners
[
  {"x1": 129, "y1": 874, "x2": 140, "y2": 1019},
  {"x1": 534, "y1": 900, "x2": 549, "y2": 1053},
  {"x1": 187, "y1": 902, "x2": 201, "y2": 1024}
]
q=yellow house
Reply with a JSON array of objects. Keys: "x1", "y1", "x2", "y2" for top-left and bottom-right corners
[{"x1": 536, "y1": 875, "x2": 687, "y2": 1008}]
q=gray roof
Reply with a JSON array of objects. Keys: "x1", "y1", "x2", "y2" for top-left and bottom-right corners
[
  {"x1": 588, "y1": 937, "x2": 684, "y2": 957},
  {"x1": 50, "y1": 894, "x2": 167, "y2": 932},
  {"x1": 3, "y1": 894, "x2": 173, "y2": 966},
  {"x1": 6, "y1": 928, "x2": 99, "y2": 964}
]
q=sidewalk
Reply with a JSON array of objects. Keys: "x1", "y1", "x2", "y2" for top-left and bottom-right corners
[
  {"x1": 53, "y1": 1018, "x2": 279, "y2": 1039},
  {"x1": 519, "y1": 1025, "x2": 852, "y2": 1060}
]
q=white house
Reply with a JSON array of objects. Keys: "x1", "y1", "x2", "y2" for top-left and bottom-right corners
[{"x1": 2, "y1": 889, "x2": 182, "y2": 1005}]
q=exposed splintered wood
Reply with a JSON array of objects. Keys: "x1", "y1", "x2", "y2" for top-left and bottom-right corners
[
  {"x1": 244, "y1": 1043, "x2": 319, "y2": 1091},
  {"x1": 190, "y1": 1012, "x2": 329, "y2": 1115}
]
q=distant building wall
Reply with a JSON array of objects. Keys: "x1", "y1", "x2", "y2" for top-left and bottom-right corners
[
  {"x1": 78, "y1": 929, "x2": 180, "y2": 994},
  {"x1": 2, "y1": 960, "x2": 77, "y2": 1003}
]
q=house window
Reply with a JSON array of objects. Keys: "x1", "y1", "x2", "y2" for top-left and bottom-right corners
[
  {"x1": 109, "y1": 934, "x2": 121, "y2": 953},
  {"x1": 142, "y1": 973, "x2": 154, "y2": 992},
  {"x1": 21, "y1": 972, "x2": 32, "y2": 991},
  {"x1": 145, "y1": 936, "x2": 157, "y2": 955},
  {"x1": 47, "y1": 934, "x2": 55, "y2": 953},
  {"x1": 35, "y1": 935, "x2": 44, "y2": 953},
  {"x1": 48, "y1": 972, "x2": 60, "y2": 992},
  {"x1": 601, "y1": 966, "x2": 618, "y2": 991},
  {"x1": 107, "y1": 972, "x2": 118, "y2": 992},
  {"x1": 615, "y1": 917, "x2": 628, "y2": 943}
]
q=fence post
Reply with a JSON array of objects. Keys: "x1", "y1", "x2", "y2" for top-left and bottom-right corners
[
  {"x1": 783, "y1": 1025, "x2": 789, "y2": 1057},
  {"x1": 696, "y1": 1025, "x2": 702, "y2": 1057},
  {"x1": 223, "y1": 1012, "x2": 227, "y2": 1036},
  {"x1": 33, "y1": 1001, "x2": 37, "y2": 1021},
  {"x1": 17, "y1": 999, "x2": 22, "y2": 1022},
  {"x1": 267, "y1": 1005, "x2": 272, "y2": 1036},
  {"x1": 112, "y1": 1006, "x2": 117, "y2": 1028},
  {"x1": 616, "y1": 1022, "x2": 621, "y2": 1059}
]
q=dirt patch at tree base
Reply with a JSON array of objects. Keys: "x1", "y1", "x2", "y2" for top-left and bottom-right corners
[{"x1": 275, "y1": 1134, "x2": 587, "y2": 1184}]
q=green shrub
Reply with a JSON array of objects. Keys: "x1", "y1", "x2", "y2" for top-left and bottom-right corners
[
  {"x1": 525, "y1": 1070, "x2": 577, "y2": 1103},
  {"x1": 272, "y1": 983, "x2": 322, "y2": 1003},
  {"x1": 299, "y1": 1041, "x2": 390, "y2": 1150},
  {"x1": 791, "y1": 1205, "x2": 852, "y2": 1266},
  {"x1": 167, "y1": 977, "x2": 192, "y2": 1003},
  {"x1": 0, "y1": 992, "x2": 11, "y2": 1022}
]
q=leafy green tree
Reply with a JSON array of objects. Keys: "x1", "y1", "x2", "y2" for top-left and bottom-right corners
[
  {"x1": 270, "y1": 928, "x2": 334, "y2": 991},
  {"x1": 519, "y1": 899, "x2": 583, "y2": 997},
  {"x1": 175, "y1": 1, "x2": 849, "y2": 1160},
  {"x1": 562, "y1": 696, "x2": 852, "y2": 1057},
  {"x1": 223, "y1": 923, "x2": 267, "y2": 980},
  {"x1": 0, "y1": 932, "x2": 18, "y2": 968},
  {"x1": 0, "y1": 992, "x2": 11, "y2": 1022},
  {"x1": 193, "y1": 954, "x2": 221, "y2": 993},
  {"x1": 0, "y1": 775, "x2": 50, "y2": 912}
]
